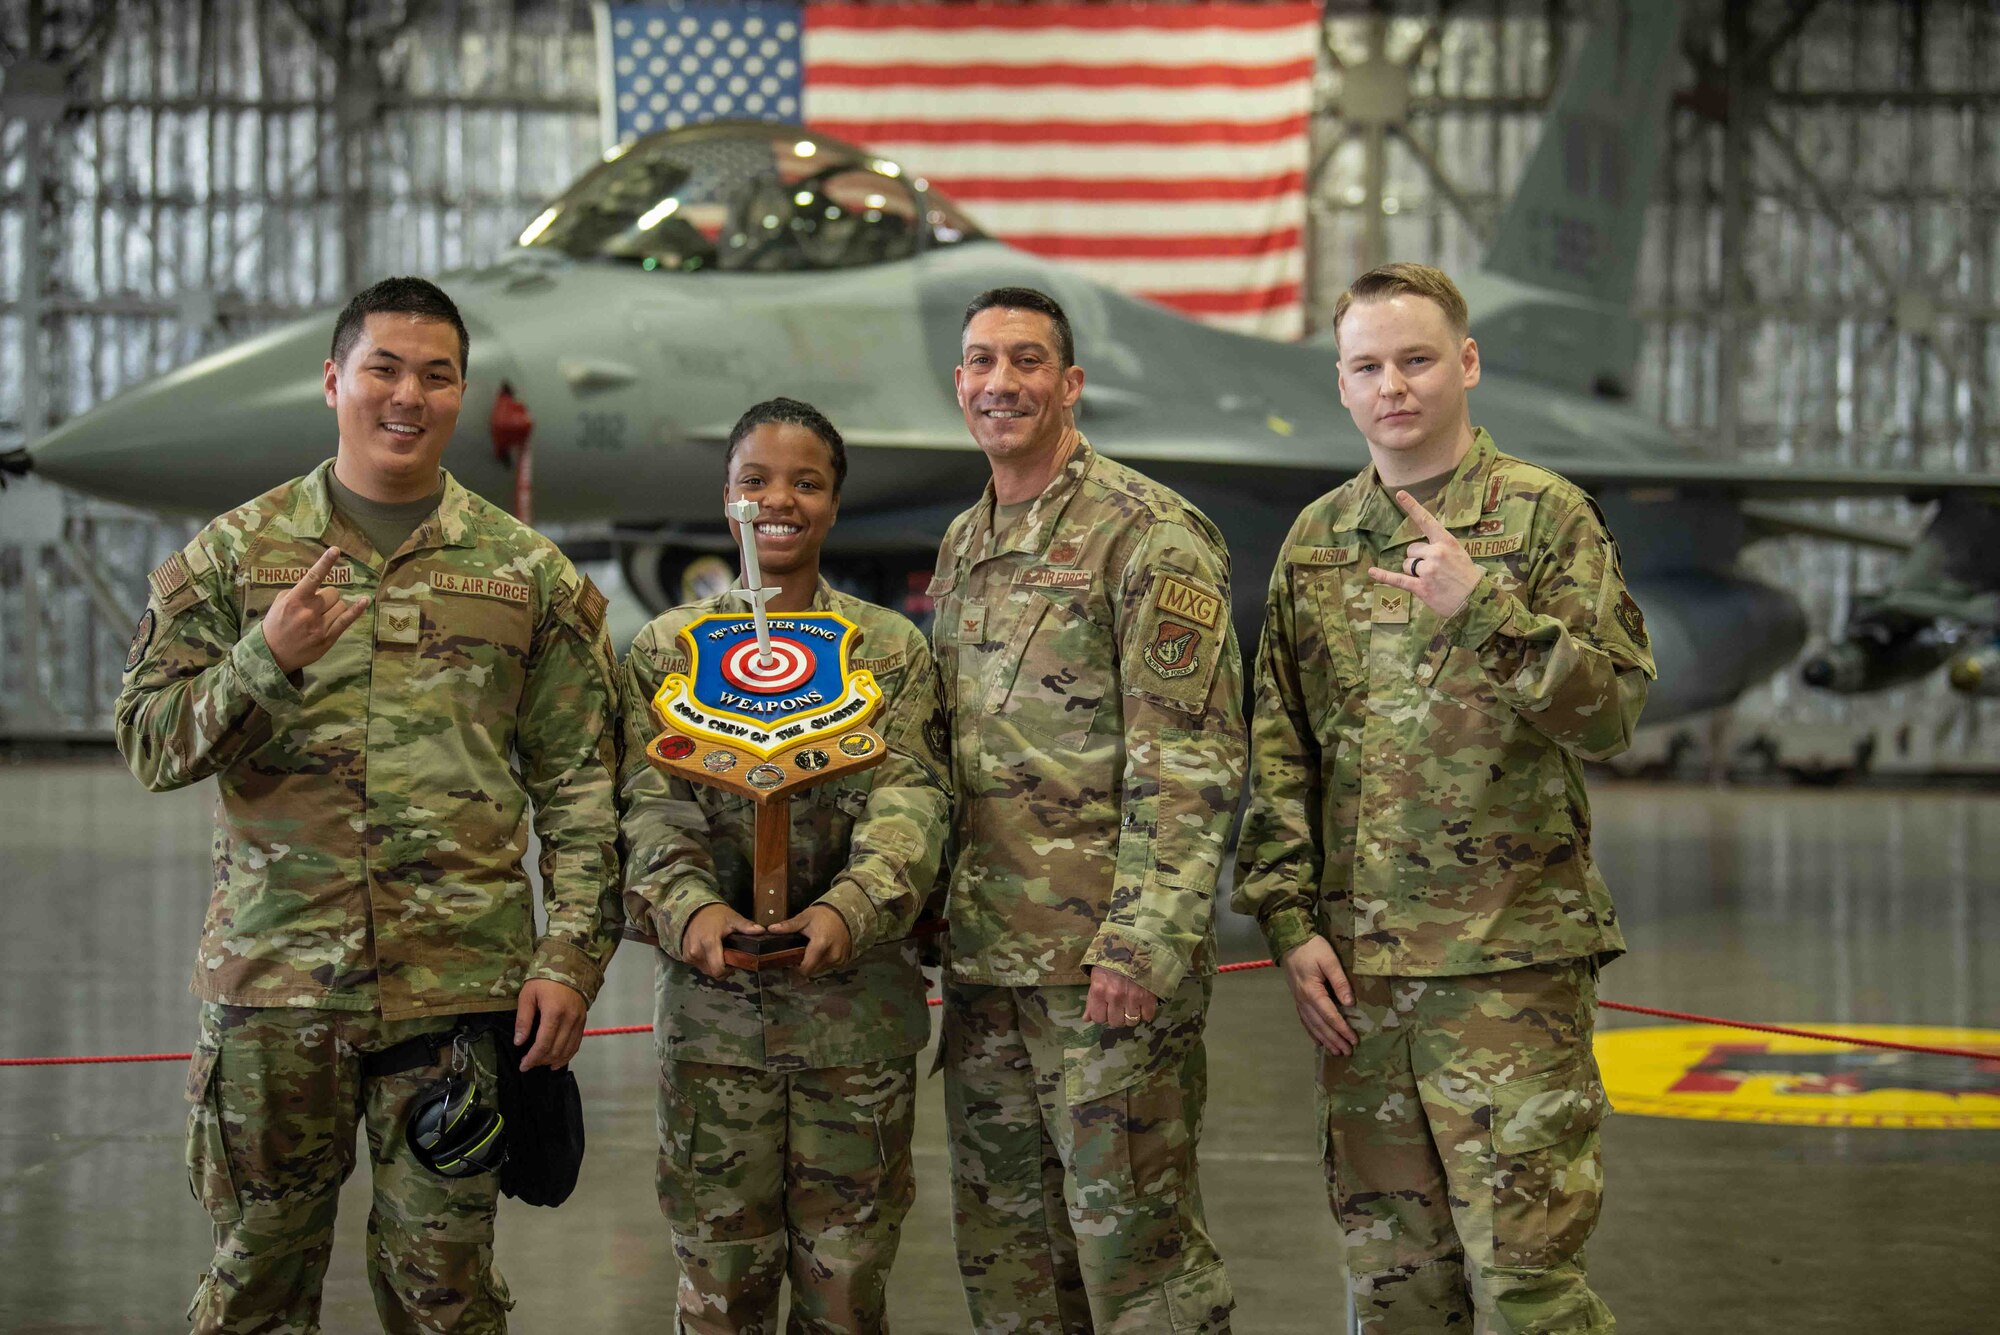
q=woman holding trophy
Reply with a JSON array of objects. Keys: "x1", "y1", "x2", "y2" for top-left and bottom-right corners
[{"x1": 617, "y1": 397, "x2": 951, "y2": 1334}]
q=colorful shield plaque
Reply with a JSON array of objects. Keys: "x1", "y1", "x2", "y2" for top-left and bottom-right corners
[{"x1": 651, "y1": 612, "x2": 882, "y2": 758}]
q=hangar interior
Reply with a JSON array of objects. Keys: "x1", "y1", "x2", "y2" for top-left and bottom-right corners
[
  {"x1": 0, "y1": 4, "x2": 1996, "y2": 1334},
  {"x1": 2, "y1": 0, "x2": 1998, "y2": 770}
]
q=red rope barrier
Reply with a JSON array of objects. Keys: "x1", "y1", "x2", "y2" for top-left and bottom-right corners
[{"x1": 5, "y1": 958, "x2": 1995, "y2": 1066}]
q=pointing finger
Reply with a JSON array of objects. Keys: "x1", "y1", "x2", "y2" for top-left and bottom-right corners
[
  {"x1": 297, "y1": 546, "x2": 340, "y2": 596},
  {"x1": 1393, "y1": 491, "x2": 1451, "y2": 542},
  {"x1": 1367, "y1": 567, "x2": 1421, "y2": 592},
  {"x1": 326, "y1": 593, "x2": 371, "y2": 640}
]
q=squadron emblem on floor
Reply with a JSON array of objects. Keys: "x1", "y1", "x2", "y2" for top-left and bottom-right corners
[{"x1": 1595, "y1": 1024, "x2": 2000, "y2": 1129}]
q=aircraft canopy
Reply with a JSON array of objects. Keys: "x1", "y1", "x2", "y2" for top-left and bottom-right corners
[{"x1": 518, "y1": 122, "x2": 983, "y2": 273}]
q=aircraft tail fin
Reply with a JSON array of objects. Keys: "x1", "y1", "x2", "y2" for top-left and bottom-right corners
[{"x1": 1480, "y1": 0, "x2": 1683, "y2": 310}]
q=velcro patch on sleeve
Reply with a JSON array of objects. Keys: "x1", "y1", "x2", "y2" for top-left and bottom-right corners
[
  {"x1": 125, "y1": 607, "x2": 157, "y2": 673},
  {"x1": 148, "y1": 549, "x2": 208, "y2": 618},
  {"x1": 1615, "y1": 590, "x2": 1649, "y2": 647},
  {"x1": 1129, "y1": 570, "x2": 1226, "y2": 713},
  {"x1": 148, "y1": 551, "x2": 190, "y2": 603},
  {"x1": 574, "y1": 575, "x2": 609, "y2": 638}
]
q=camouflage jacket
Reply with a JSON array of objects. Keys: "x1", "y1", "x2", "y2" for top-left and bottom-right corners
[
  {"x1": 1234, "y1": 429, "x2": 1656, "y2": 976},
  {"x1": 114, "y1": 461, "x2": 623, "y2": 1021},
  {"x1": 619, "y1": 581, "x2": 951, "y2": 1071},
  {"x1": 929, "y1": 434, "x2": 1246, "y2": 998}
]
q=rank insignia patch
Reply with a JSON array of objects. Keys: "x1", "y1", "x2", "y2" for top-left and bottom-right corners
[
  {"x1": 377, "y1": 602, "x2": 422, "y2": 644},
  {"x1": 1373, "y1": 587, "x2": 1411, "y2": 624},
  {"x1": 1616, "y1": 591, "x2": 1649, "y2": 647}
]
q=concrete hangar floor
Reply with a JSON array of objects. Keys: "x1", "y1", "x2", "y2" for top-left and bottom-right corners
[{"x1": 1, "y1": 757, "x2": 1994, "y2": 1333}]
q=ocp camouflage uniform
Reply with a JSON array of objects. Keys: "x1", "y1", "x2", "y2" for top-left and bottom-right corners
[
  {"x1": 928, "y1": 434, "x2": 1245, "y2": 1333},
  {"x1": 619, "y1": 581, "x2": 951, "y2": 1334},
  {"x1": 116, "y1": 460, "x2": 623, "y2": 1333},
  {"x1": 1234, "y1": 429, "x2": 1655, "y2": 1333}
]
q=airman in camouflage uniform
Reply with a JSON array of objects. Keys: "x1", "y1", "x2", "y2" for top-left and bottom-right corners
[
  {"x1": 619, "y1": 399, "x2": 951, "y2": 1334},
  {"x1": 1234, "y1": 263, "x2": 1654, "y2": 1334},
  {"x1": 117, "y1": 278, "x2": 622, "y2": 1333},
  {"x1": 932, "y1": 289, "x2": 1245, "y2": 1332}
]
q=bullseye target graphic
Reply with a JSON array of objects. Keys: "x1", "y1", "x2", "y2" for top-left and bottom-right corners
[{"x1": 719, "y1": 637, "x2": 817, "y2": 694}]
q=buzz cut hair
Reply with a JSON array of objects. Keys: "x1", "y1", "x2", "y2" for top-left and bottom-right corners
[
  {"x1": 330, "y1": 276, "x2": 470, "y2": 373},
  {"x1": 725, "y1": 396, "x2": 849, "y2": 496},
  {"x1": 1330, "y1": 262, "x2": 1470, "y2": 346},
  {"x1": 962, "y1": 286, "x2": 1075, "y2": 369}
]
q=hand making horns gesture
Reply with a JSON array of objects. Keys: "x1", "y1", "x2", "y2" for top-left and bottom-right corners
[
  {"x1": 262, "y1": 546, "x2": 371, "y2": 673},
  {"x1": 1366, "y1": 490, "x2": 1482, "y2": 619}
]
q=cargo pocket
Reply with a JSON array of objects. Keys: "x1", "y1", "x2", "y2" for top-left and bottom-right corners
[
  {"x1": 655, "y1": 1083, "x2": 697, "y2": 1226},
  {"x1": 1064, "y1": 1039, "x2": 1188, "y2": 1212},
  {"x1": 1165, "y1": 1259, "x2": 1235, "y2": 1332},
  {"x1": 183, "y1": 1043, "x2": 242, "y2": 1224},
  {"x1": 1489, "y1": 1055, "x2": 1608, "y2": 1271}
]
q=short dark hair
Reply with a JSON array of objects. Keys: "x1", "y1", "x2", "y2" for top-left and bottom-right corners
[
  {"x1": 330, "y1": 276, "x2": 470, "y2": 373},
  {"x1": 725, "y1": 396, "x2": 848, "y2": 495},
  {"x1": 962, "y1": 286, "x2": 1075, "y2": 368}
]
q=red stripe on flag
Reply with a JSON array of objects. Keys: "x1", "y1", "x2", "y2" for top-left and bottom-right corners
[
  {"x1": 807, "y1": 116, "x2": 1310, "y2": 147},
  {"x1": 807, "y1": 4, "x2": 1324, "y2": 33},
  {"x1": 1142, "y1": 282, "x2": 1304, "y2": 316},
  {"x1": 1008, "y1": 229, "x2": 1303, "y2": 260},
  {"x1": 807, "y1": 59, "x2": 1318, "y2": 89},
  {"x1": 937, "y1": 172, "x2": 1305, "y2": 204}
]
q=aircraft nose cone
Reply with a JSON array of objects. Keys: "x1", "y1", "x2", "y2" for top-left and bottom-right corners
[{"x1": 29, "y1": 314, "x2": 335, "y2": 513}]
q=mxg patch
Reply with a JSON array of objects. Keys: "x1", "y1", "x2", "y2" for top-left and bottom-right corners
[{"x1": 1156, "y1": 575, "x2": 1222, "y2": 629}]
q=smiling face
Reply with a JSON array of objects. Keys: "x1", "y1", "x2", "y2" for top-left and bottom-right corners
[
  {"x1": 1335, "y1": 293, "x2": 1481, "y2": 472},
  {"x1": 724, "y1": 421, "x2": 840, "y2": 582},
  {"x1": 954, "y1": 306, "x2": 1084, "y2": 468},
  {"x1": 323, "y1": 313, "x2": 466, "y2": 501}
]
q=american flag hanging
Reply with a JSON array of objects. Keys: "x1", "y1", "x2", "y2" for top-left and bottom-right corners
[{"x1": 597, "y1": 3, "x2": 1322, "y2": 340}]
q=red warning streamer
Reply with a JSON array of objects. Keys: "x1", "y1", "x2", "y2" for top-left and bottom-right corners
[{"x1": 3, "y1": 958, "x2": 1994, "y2": 1067}]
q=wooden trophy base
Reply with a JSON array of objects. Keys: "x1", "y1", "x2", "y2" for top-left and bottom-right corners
[{"x1": 722, "y1": 930, "x2": 809, "y2": 972}]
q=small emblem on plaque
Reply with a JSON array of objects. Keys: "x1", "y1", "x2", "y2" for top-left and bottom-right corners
[
  {"x1": 746, "y1": 763, "x2": 785, "y2": 790},
  {"x1": 795, "y1": 749, "x2": 830, "y2": 771},
  {"x1": 658, "y1": 735, "x2": 696, "y2": 760},
  {"x1": 702, "y1": 750, "x2": 737, "y2": 774},
  {"x1": 838, "y1": 734, "x2": 876, "y2": 758}
]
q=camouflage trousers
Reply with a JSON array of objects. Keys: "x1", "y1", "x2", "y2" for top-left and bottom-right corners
[
  {"x1": 1319, "y1": 960, "x2": 1612, "y2": 1334},
  {"x1": 942, "y1": 977, "x2": 1234, "y2": 1333},
  {"x1": 658, "y1": 1056, "x2": 917, "y2": 1334},
  {"x1": 182, "y1": 1003, "x2": 510, "y2": 1334}
]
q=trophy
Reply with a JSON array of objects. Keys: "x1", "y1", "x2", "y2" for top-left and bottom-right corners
[{"x1": 643, "y1": 499, "x2": 887, "y2": 970}]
